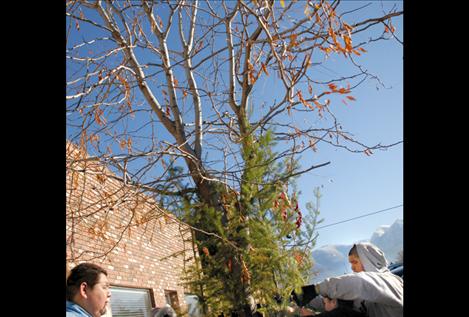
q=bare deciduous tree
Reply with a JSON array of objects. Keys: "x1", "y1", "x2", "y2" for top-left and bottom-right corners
[{"x1": 66, "y1": 1, "x2": 402, "y2": 315}]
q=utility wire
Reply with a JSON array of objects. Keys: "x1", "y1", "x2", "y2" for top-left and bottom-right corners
[{"x1": 316, "y1": 204, "x2": 403, "y2": 230}]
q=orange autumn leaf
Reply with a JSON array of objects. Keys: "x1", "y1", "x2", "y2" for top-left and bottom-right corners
[
  {"x1": 289, "y1": 33, "x2": 298, "y2": 47},
  {"x1": 195, "y1": 40, "x2": 204, "y2": 52},
  {"x1": 343, "y1": 22, "x2": 353, "y2": 33},
  {"x1": 294, "y1": 127, "x2": 302, "y2": 137},
  {"x1": 119, "y1": 139, "x2": 127, "y2": 150},
  {"x1": 343, "y1": 35, "x2": 353, "y2": 51},
  {"x1": 249, "y1": 70, "x2": 257, "y2": 84},
  {"x1": 202, "y1": 247, "x2": 210, "y2": 256},
  {"x1": 338, "y1": 87, "x2": 350, "y2": 94},
  {"x1": 309, "y1": 139, "x2": 318, "y2": 152},
  {"x1": 96, "y1": 173, "x2": 106, "y2": 184},
  {"x1": 358, "y1": 47, "x2": 367, "y2": 53},
  {"x1": 328, "y1": 83, "x2": 338, "y2": 91},
  {"x1": 247, "y1": 60, "x2": 253, "y2": 71},
  {"x1": 294, "y1": 252, "x2": 304, "y2": 265},
  {"x1": 315, "y1": 12, "x2": 321, "y2": 24},
  {"x1": 328, "y1": 27, "x2": 337, "y2": 43},
  {"x1": 296, "y1": 90, "x2": 304, "y2": 101},
  {"x1": 297, "y1": 90, "x2": 313, "y2": 109},
  {"x1": 346, "y1": 95, "x2": 356, "y2": 101},
  {"x1": 352, "y1": 49, "x2": 361, "y2": 56},
  {"x1": 279, "y1": 191, "x2": 291, "y2": 206},
  {"x1": 261, "y1": 63, "x2": 269, "y2": 76},
  {"x1": 156, "y1": 15, "x2": 163, "y2": 28},
  {"x1": 127, "y1": 137, "x2": 132, "y2": 152},
  {"x1": 94, "y1": 107, "x2": 105, "y2": 126}
]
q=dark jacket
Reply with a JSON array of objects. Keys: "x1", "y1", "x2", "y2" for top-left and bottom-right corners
[{"x1": 319, "y1": 300, "x2": 367, "y2": 317}]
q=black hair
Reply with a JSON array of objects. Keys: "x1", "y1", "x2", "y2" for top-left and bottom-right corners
[
  {"x1": 66, "y1": 262, "x2": 108, "y2": 301},
  {"x1": 348, "y1": 244, "x2": 358, "y2": 257}
]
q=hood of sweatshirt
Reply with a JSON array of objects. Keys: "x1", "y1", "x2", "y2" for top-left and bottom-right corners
[{"x1": 356, "y1": 242, "x2": 389, "y2": 273}]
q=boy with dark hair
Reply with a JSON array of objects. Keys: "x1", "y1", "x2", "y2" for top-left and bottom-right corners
[{"x1": 66, "y1": 263, "x2": 111, "y2": 317}]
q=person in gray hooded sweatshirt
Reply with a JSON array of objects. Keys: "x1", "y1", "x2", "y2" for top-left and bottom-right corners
[{"x1": 292, "y1": 242, "x2": 403, "y2": 317}]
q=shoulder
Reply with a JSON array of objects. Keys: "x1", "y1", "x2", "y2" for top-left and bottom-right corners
[
  {"x1": 322, "y1": 272, "x2": 365, "y2": 285},
  {"x1": 66, "y1": 301, "x2": 91, "y2": 317},
  {"x1": 357, "y1": 271, "x2": 402, "y2": 283},
  {"x1": 66, "y1": 311, "x2": 87, "y2": 317}
]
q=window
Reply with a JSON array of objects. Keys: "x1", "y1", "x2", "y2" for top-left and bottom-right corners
[
  {"x1": 164, "y1": 290, "x2": 180, "y2": 311},
  {"x1": 108, "y1": 286, "x2": 153, "y2": 317},
  {"x1": 184, "y1": 294, "x2": 202, "y2": 317}
]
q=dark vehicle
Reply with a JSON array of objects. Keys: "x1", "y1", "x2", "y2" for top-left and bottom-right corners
[{"x1": 389, "y1": 263, "x2": 403, "y2": 278}]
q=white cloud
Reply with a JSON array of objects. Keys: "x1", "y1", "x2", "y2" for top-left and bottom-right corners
[{"x1": 370, "y1": 219, "x2": 403, "y2": 263}]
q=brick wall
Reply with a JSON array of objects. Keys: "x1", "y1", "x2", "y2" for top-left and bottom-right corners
[{"x1": 66, "y1": 142, "x2": 196, "y2": 312}]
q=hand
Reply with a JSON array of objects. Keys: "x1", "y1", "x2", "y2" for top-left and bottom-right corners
[{"x1": 299, "y1": 307, "x2": 316, "y2": 316}]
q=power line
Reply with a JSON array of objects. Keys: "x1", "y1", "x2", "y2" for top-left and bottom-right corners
[{"x1": 316, "y1": 204, "x2": 403, "y2": 230}]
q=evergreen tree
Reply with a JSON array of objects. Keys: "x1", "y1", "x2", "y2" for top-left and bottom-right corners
[{"x1": 181, "y1": 130, "x2": 321, "y2": 316}]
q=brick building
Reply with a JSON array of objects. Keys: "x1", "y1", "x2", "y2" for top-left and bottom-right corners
[{"x1": 66, "y1": 142, "x2": 199, "y2": 316}]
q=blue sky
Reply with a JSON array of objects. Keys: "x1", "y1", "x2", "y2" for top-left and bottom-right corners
[
  {"x1": 66, "y1": 1, "x2": 403, "y2": 249},
  {"x1": 228, "y1": 1, "x2": 403, "y2": 248},
  {"x1": 292, "y1": 3, "x2": 404, "y2": 248}
]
